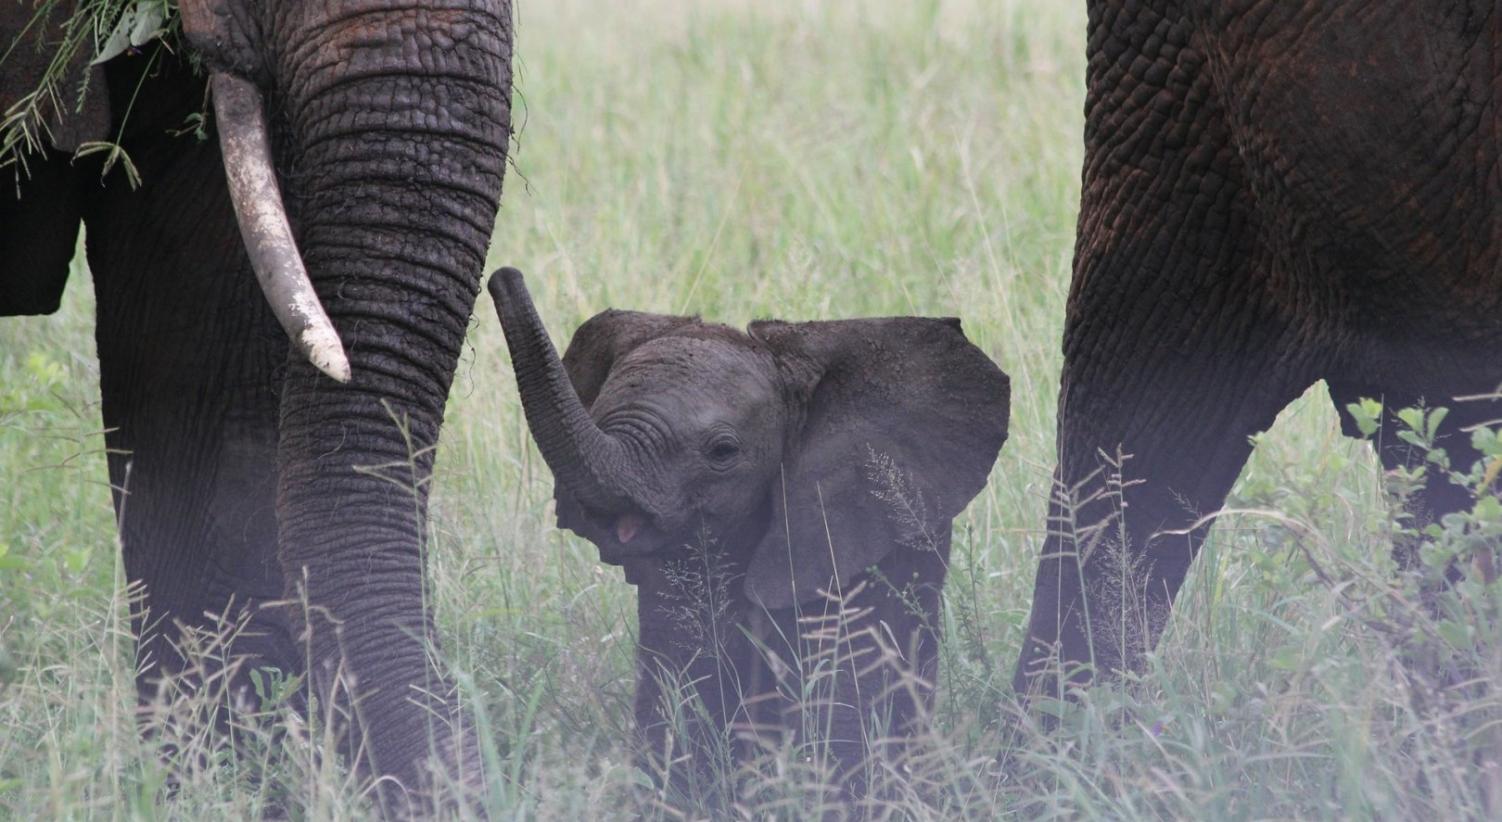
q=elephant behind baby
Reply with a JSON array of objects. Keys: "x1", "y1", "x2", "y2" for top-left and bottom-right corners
[
  {"x1": 488, "y1": 268, "x2": 1010, "y2": 798},
  {"x1": 1014, "y1": 1, "x2": 1502, "y2": 701}
]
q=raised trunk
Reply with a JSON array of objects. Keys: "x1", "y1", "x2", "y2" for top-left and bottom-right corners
[
  {"x1": 267, "y1": 1, "x2": 512, "y2": 797},
  {"x1": 488, "y1": 268, "x2": 637, "y2": 514}
]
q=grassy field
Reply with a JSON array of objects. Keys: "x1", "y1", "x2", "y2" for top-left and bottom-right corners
[{"x1": 5, "y1": 1, "x2": 1502, "y2": 818}]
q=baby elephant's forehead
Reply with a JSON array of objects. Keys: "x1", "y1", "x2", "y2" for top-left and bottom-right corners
[
  {"x1": 625, "y1": 336, "x2": 769, "y2": 382},
  {"x1": 607, "y1": 336, "x2": 778, "y2": 404}
]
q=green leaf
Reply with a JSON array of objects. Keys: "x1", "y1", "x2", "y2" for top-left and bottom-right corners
[
  {"x1": 1425, "y1": 407, "x2": 1450, "y2": 439},
  {"x1": 1346, "y1": 399, "x2": 1383, "y2": 438},
  {"x1": 93, "y1": 4, "x2": 170, "y2": 65},
  {"x1": 1032, "y1": 697, "x2": 1073, "y2": 721},
  {"x1": 1396, "y1": 407, "x2": 1426, "y2": 434},
  {"x1": 92, "y1": 19, "x2": 134, "y2": 65},
  {"x1": 129, "y1": 4, "x2": 168, "y2": 47},
  {"x1": 63, "y1": 547, "x2": 88, "y2": 574},
  {"x1": 1473, "y1": 495, "x2": 1502, "y2": 523},
  {"x1": 25, "y1": 352, "x2": 64, "y2": 386},
  {"x1": 1472, "y1": 426, "x2": 1502, "y2": 458}
]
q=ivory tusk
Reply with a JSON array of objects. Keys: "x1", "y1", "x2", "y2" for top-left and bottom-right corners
[{"x1": 211, "y1": 72, "x2": 351, "y2": 383}]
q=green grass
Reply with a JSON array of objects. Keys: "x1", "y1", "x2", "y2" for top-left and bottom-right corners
[{"x1": 5, "y1": 1, "x2": 1502, "y2": 818}]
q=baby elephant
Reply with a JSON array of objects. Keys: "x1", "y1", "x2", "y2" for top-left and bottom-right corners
[{"x1": 489, "y1": 268, "x2": 1009, "y2": 793}]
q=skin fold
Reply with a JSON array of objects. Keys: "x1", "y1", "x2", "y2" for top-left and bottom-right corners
[
  {"x1": 1, "y1": 0, "x2": 512, "y2": 802},
  {"x1": 1015, "y1": 1, "x2": 1502, "y2": 701},
  {"x1": 489, "y1": 268, "x2": 1010, "y2": 799}
]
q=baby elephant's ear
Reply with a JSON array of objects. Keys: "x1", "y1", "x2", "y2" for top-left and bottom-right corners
[
  {"x1": 560, "y1": 310, "x2": 699, "y2": 403},
  {"x1": 744, "y1": 317, "x2": 1010, "y2": 610}
]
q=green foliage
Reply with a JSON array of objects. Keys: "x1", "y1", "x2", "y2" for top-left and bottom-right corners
[{"x1": 1345, "y1": 396, "x2": 1385, "y2": 438}]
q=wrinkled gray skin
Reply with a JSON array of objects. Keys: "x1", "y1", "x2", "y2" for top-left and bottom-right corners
[
  {"x1": 2, "y1": 0, "x2": 511, "y2": 803},
  {"x1": 1015, "y1": 1, "x2": 1502, "y2": 704},
  {"x1": 489, "y1": 268, "x2": 1010, "y2": 797}
]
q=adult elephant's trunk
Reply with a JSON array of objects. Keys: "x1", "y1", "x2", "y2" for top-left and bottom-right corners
[
  {"x1": 488, "y1": 268, "x2": 638, "y2": 513},
  {"x1": 261, "y1": 1, "x2": 512, "y2": 796}
]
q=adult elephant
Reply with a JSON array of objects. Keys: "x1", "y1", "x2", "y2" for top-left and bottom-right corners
[
  {"x1": 2, "y1": 0, "x2": 512, "y2": 799},
  {"x1": 1014, "y1": 3, "x2": 1502, "y2": 698}
]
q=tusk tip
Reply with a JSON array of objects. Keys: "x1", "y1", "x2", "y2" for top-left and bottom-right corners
[
  {"x1": 320, "y1": 354, "x2": 353, "y2": 384},
  {"x1": 301, "y1": 326, "x2": 352, "y2": 383}
]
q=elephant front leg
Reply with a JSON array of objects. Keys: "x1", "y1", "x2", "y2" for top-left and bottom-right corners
[
  {"x1": 630, "y1": 558, "x2": 757, "y2": 805},
  {"x1": 787, "y1": 548, "x2": 946, "y2": 797},
  {"x1": 106, "y1": 399, "x2": 297, "y2": 715},
  {"x1": 85, "y1": 119, "x2": 297, "y2": 723}
]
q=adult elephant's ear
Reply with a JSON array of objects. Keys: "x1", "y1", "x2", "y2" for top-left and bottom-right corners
[
  {"x1": 560, "y1": 310, "x2": 701, "y2": 403},
  {"x1": 0, "y1": 2, "x2": 111, "y2": 155},
  {"x1": 744, "y1": 317, "x2": 1010, "y2": 610},
  {"x1": 1, "y1": 3, "x2": 111, "y2": 317}
]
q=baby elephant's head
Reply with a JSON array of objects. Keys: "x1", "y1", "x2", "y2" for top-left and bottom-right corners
[{"x1": 489, "y1": 268, "x2": 1010, "y2": 609}]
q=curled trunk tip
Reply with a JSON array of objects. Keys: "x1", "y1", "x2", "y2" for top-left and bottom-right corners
[{"x1": 489, "y1": 267, "x2": 636, "y2": 512}]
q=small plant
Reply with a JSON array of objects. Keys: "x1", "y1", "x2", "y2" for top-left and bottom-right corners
[{"x1": 1287, "y1": 398, "x2": 1502, "y2": 811}]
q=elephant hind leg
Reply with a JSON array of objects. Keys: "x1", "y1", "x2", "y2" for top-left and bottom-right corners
[
  {"x1": 1015, "y1": 353, "x2": 1317, "y2": 702},
  {"x1": 1014, "y1": 6, "x2": 1330, "y2": 699}
]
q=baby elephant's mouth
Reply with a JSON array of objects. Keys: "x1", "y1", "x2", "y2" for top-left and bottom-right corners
[
  {"x1": 613, "y1": 511, "x2": 647, "y2": 545},
  {"x1": 555, "y1": 494, "x2": 675, "y2": 565},
  {"x1": 593, "y1": 510, "x2": 680, "y2": 566}
]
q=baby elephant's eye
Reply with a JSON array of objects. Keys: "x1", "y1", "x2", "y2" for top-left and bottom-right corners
[{"x1": 705, "y1": 435, "x2": 741, "y2": 464}]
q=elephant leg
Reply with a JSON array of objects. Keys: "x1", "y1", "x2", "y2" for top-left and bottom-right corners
[
  {"x1": 1012, "y1": 6, "x2": 1325, "y2": 701},
  {"x1": 90, "y1": 255, "x2": 294, "y2": 717},
  {"x1": 82, "y1": 73, "x2": 297, "y2": 718},
  {"x1": 630, "y1": 556, "x2": 754, "y2": 804},
  {"x1": 866, "y1": 544, "x2": 947, "y2": 757},
  {"x1": 790, "y1": 593, "x2": 871, "y2": 792},
  {"x1": 1014, "y1": 352, "x2": 1311, "y2": 701},
  {"x1": 812, "y1": 542, "x2": 949, "y2": 789},
  {"x1": 1329, "y1": 383, "x2": 1502, "y2": 697}
]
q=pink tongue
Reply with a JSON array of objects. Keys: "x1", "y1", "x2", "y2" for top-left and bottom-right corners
[{"x1": 615, "y1": 513, "x2": 645, "y2": 544}]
